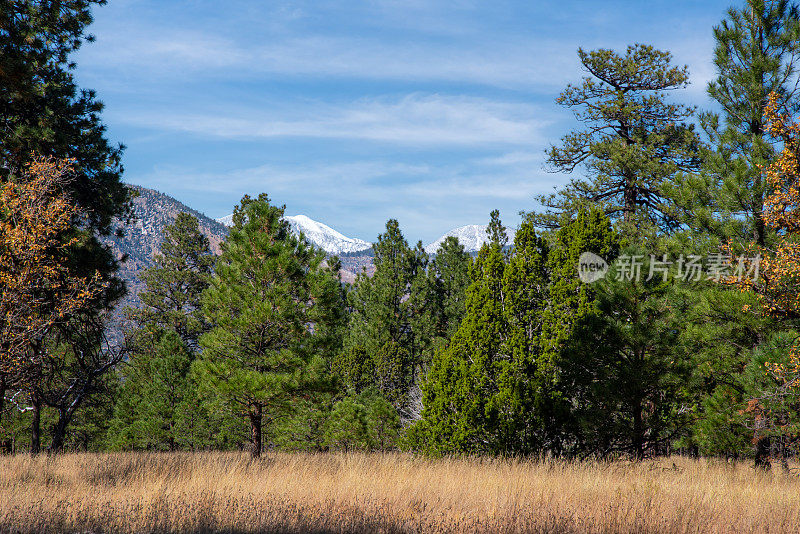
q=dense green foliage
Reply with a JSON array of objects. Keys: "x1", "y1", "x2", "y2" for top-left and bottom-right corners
[
  {"x1": 6, "y1": 0, "x2": 800, "y2": 469},
  {"x1": 194, "y1": 195, "x2": 345, "y2": 457}
]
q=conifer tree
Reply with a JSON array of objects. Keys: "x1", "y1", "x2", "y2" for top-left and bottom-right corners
[
  {"x1": 533, "y1": 44, "x2": 701, "y2": 237},
  {"x1": 195, "y1": 194, "x2": 344, "y2": 457},
  {"x1": 126, "y1": 212, "x2": 214, "y2": 349},
  {"x1": 108, "y1": 213, "x2": 218, "y2": 450},
  {"x1": 670, "y1": 0, "x2": 800, "y2": 246},
  {"x1": 415, "y1": 212, "x2": 572, "y2": 454},
  {"x1": 336, "y1": 220, "x2": 428, "y2": 410},
  {"x1": 0, "y1": 0, "x2": 128, "y2": 232},
  {"x1": 414, "y1": 232, "x2": 508, "y2": 454},
  {"x1": 575, "y1": 261, "x2": 692, "y2": 458},
  {"x1": 427, "y1": 236, "x2": 472, "y2": 341}
]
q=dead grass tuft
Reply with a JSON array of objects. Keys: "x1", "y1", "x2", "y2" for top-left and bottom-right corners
[{"x1": 1, "y1": 452, "x2": 799, "y2": 533}]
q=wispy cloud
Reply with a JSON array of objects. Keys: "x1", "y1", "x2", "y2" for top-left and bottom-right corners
[
  {"x1": 81, "y1": 30, "x2": 580, "y2": 91},
  {"x1": 114, "y1": 94, "x2": 551, "y2": 146}
]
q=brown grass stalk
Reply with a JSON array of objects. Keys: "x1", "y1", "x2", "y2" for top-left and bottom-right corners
[{"x1": 1, "y1": 452, "x2": 799, "y2": 533}]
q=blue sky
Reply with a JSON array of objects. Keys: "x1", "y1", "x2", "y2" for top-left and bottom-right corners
[{"x1": 75, "y1": 0, "x2": 733, "y2": 244}]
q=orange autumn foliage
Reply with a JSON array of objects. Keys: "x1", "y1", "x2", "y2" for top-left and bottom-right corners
[
  {"x1": 0, "y1": 156, "x2": 103, "y2": 369},
  {"x1": 732, "y1": 93, "x2": 800, "y2": 398}
]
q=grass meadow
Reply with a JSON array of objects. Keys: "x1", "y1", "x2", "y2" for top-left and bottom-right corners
[{"x1": 2, "y1": 451, "x2": 800, "y2": 533}]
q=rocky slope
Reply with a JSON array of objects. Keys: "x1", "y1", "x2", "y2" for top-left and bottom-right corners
[{"x1": 104, "y1": 185, "x2": 228, "y2": 312}]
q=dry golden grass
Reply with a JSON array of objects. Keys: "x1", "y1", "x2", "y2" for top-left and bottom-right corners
[{"x1": 1, "y1": 452, "x2": 799, "y2": 533}]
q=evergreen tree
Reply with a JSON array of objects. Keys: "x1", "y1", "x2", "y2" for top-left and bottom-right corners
[
  {"x1": 414, "y1": 232, "x2": 508, "y2": 454},
  {"x1": 532, "y1": 44, "x2": 701, "y2": 238},
  {"x1": 427, "y1": 236, "x2": 472, "y2": 341},
  {"x1": 670, "y1": 0, "x2": 800, "y2": 246},
  {"x1": 108, "y1": 331, "x2": 194, "y2": 450},
  {"x1": 486, "y1": 209, "x2": 509, "y2": 248},
  {"x1": 126, "y1": 212, "x2": 214, "y2": 349},
  {"x1": 323, "y1": 389, "x2": 400, "y2": 452},
  {"x1": 336, "y1": 220, "x2": 428, "y2": 410},
  {"x1": 537, "y1": 208, "x2": 618, "y2": 454},
  {"x1": 574, "y1": 258, "x2": 693, "y2": 458},
  {"x1": 666, "y1": 1, "x2": 800, "y2": 463},
  {"x1": 0, "y1": 0, "x2": 128, "y2": 232},
  {"x1": 1, "y1": 1, "x2": 129, "y2": 450},
  {"x1": 414, "y1": 212, "x2": 584, "y2": 455},
  {"x1": 107, "y1": 213, "x2": 219, "y2": 451},
  {"x1": 195, "y1": 194, "x2": 344, "y2": 457}
]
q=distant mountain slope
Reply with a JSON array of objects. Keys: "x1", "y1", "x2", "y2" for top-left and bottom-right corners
[
  {"x1": 106, "y1": 187, "x2": 515, "y2": 314},
  {"x1": 216, "y1": 213, "x2": 372, "y2": 255},
  {"x1": 104, "y1": 185, "x2": 228, "y2": 312},
  {"x1": 424, "y1": 224, "x2": 516, "y2": 254}
]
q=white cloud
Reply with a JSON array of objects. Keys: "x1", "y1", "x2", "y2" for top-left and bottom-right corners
[
  {"x1": 79, "y1": 25, "x2": 580, "y2": 91},
  {"x1": 115, "y1": 93, "x2": 550, "y2": 146}
]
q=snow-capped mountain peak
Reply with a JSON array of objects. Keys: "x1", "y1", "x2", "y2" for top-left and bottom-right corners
[
  {"x1": 424, "y1": 224, "x2": 516, "y2": 254},
  {"x1": 215, "y1": 213, "x2": 372, "y2": 255},
  {"x1": 284, "y1": 215, "x2": 372, "y2": 254}
]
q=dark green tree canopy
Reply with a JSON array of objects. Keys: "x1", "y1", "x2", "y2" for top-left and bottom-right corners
[
  {"x1": 533, "y1": 44, "x2": 701, "y2": 237},
  {"x1": 126, "y1": 213, "x2": 214, "y2": 349},
  {"x1": 196, "y1": 194, "x2": 344, "y2": 457},
  {"x1": 337, "y1": 219, "x2": 428, "y2": 409},
  {"x1": 0, "y1": 0, "x2": 128, "y2": 234},
  {"x1": 669, "y1": 0, "x2": 800, "y2": 247}
]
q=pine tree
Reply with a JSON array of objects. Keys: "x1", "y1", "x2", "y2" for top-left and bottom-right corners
[
  {"x1": 575, "y1": 259, "x2": 692, "y2": 458},
  {"x1": 195, "y1": 194, "x2": 344, "y2": 457},
  {"x1": 670, "y1": 0, "x2": 800, "y2": 246},
  {"x1": 0, "y1": 0, "x2": 128, "y2": 232},
  {"x1": 427, "y1": 236, "x2": 472, "y2": 341},
  {"x1": 126, "y1": 212, "x2": 214, "y2": 349},
  {"x1": 532, "y1": 44, "x2": 701, "y2": 238},
  {"x1": 667, "y1": 1, "x2": 800, "y2": 463},
  {"x1": 106, "y1": 213, "x2": 218, "y2": 451},
  {"x1": 108, "y1": 331, "x2": 193, "y2": 450},
  {"x1": 336, "y1": 220, "x2": 427, "y2": 410}
]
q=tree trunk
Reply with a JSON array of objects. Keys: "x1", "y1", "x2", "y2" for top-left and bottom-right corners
[
  {"x1": 632, "y1": 397, "x2": 644, "y2": 460},
  {"x1": 30, "y1": 394, "x2": 41, "y2": 455},
  {"x1": 48, "y1": 408, "x2": 70, "y2": 454},
  {"x1": 249, "y1": 403, "x2": 263, "y2": 458},
  {"x1": 0, "y1": 372, "x2": 6, "y2": 429},
  {"x1": 754, "y1": 435, "x2": 771, "y2": 470}
]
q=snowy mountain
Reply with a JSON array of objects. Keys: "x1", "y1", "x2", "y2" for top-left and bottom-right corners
[
  {"x1": 424, "y1": 224, "x2": 516, "y2": 254},
  {"x1": 216, "y1": 213, "x2": 372, "y2": 255}
]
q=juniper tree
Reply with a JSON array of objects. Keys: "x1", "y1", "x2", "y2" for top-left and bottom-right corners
[
  {"x1": 414, "y1": 230, "x2": 509, "y2": 454},
  {"x1": 415, "y1": 210, "x2": 594, "y2": 455}
]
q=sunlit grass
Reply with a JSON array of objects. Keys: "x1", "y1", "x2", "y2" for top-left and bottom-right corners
[{"x1": 1, "y1": 451, "x2": 798, "y2": 533}]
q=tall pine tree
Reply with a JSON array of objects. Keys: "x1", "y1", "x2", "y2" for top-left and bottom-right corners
[
  {"x1": 533, "y1": 44, "x2": 701, "y2": 238},
  {"x1": 336, "y1": 220, "x2": 428, "y2": 411},
  {"x1": 195, "y1": 195, "x2": 344, "y2": 457}
]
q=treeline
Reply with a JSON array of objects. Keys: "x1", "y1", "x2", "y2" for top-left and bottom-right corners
[{"x1": 4, "y1": 0, "x2": 800, "y2": 467}]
